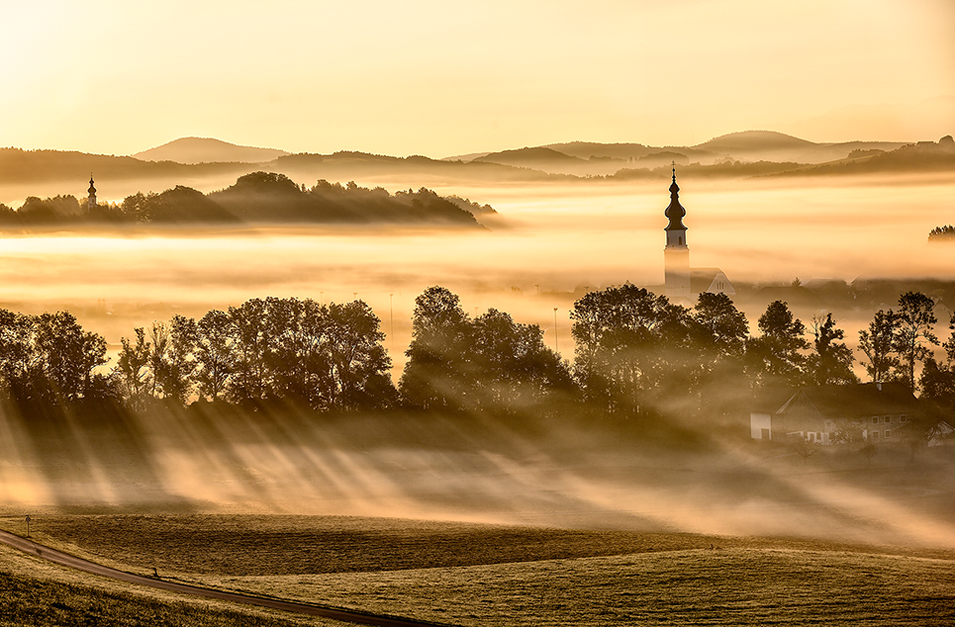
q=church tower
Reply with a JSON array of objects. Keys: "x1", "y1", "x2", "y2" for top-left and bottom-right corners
[
  {"x1": 87, "y1": 174, "x2": 97, "y2": 210},
  {"x1": 664, "y1": 165, "x2": 691, "y2": 300}
]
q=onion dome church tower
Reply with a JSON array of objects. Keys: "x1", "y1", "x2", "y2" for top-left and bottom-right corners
[
  {"x1": 664, "y1": 165, "x2": 691, "y2": 300},
  {"x1": 87, "y1": 174, "x2": 97, "y2": 210}
]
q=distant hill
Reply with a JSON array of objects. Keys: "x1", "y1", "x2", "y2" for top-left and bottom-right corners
[
  {"x1": 0, "y1": 172, "x2": 490, "y2": 229},
  {"x1": 472, "y1": 147, "x2": 607, "y2": 175},
  {"x1": 692, "y1": 130, "x2": 908, "y2": 165},
  {"x1": 133, "y1": 138, "x2": 289, "y2": 164},
  {"x1": 543, "y1": 141, "x2": 652, "y2": 161},
  {"x1": 766, "y1": 135, "x2": 955, "y2": 177},
  {"x1": 1, "y1": 131, "x2": 950, "y2": 205},
  {"x1": 694, "y1": 130, "x2": 816, "y2": 153},
  {"x1": 209, "y1": 172, "x2": 484, "y2": 226}
]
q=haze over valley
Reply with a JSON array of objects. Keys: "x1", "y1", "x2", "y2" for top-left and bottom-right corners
[{"x1": 2, "y1": 2, "x2": 954, "y2": 624}]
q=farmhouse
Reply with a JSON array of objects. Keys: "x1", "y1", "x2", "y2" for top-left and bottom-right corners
[{"x1": 750, "y1": 382, "x2": 923, "y2": 445}]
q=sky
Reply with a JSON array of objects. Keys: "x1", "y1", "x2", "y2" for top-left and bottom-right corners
[{"x1": 1, "y1": 0, "x2": 953, "y2": 157}]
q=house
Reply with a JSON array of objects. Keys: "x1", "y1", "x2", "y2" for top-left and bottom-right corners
[{"x1": 750, "y1": 382, "x2": 922, "y2": 445}]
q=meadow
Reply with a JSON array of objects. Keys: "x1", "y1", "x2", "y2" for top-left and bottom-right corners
[{"x1": 1, "y1": 514, "x2": 953, "y2": 626}]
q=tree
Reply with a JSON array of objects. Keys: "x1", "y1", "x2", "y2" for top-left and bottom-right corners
[
  {"x1": 859, "y1": 439, "x2": 878, "y2": 466},
  {"x1": 195, "y1": 309, "x2": 234, "y2": 402},
  {"x1": 322, "y1": 300, "x2": 394, "y2": 410},
  {"x1": 892, "y1": 291, "x2": 938, "y2": 390},
  {"x1": 468, "y1": 307, "x2": 572, "y2": 410},
  {"x1": 807, "y1": 313, "x2": 857, "y2": 385},
  {"x1": 858, "y1": 309, "x2": 900, "y2": 383},
  {"x1": 919, "y1": 313, "x2": 955, "y2": 409},
  {"x1": 261, "y1": 296, "x2": 326, "y2": 405},
  {"x1": 151, "y1": 315, "x2": 198, "y2": 403},
  {"x1": 692, "y1": 292, "x2": 751, "y2": 419},
  {"x1": 116, "y1": 327, "x2": 151, "y2": 401},
  {"x1": 33, "y1": 311, "x2": 107, "y2": 401},
  {"x1": 693, "y1": 292, "x2": 749, "y2": 361},
  {"x1": 746, "y1": 301, "x2": 808, "y2": 389},
  {"x1": 570, "y1": 284, "x2": 695, "y2": 414},
  {"x1": 399, "y1": 286, "x2": 473, "y2": 409},
  {"x1": 791, "y1": 437, "x2": 817, "y2": 464},
  {"x1": 226, "y1": 298, "x2": 271, "y2": 404},
  {"x1": 400, "y1": 287, "x2": 572, "y2": 412},
  {"x1": 0, "y1": 308, "x2": 37, "y2": 392}
]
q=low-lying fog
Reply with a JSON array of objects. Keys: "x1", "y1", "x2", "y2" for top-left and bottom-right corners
[
  {"x1": 1, "y1": 174, "x2": 954, "y2": 547},
  {"x1": 1, "y1": 175, "x2": 952, "y2": 368}
]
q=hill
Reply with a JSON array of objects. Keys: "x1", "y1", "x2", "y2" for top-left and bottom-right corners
[
  {"x1": 1, "y1": 130, "x2": 950, "y2": 204},
  {"x1": 694, "y1": 130, "x2": 816, "y2": 153},
  {"x1": 133, "y1": 137, "x2": 289, "y2": 164},
  {"x1": 765, "y1": 135, "x2": 955, "y2": 177},
  {"x1": 0, "y1": 172, "x2": 490, "y2": 228}
]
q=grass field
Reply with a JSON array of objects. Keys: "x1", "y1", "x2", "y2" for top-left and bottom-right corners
[
  {"x1": 0, "y1": 542, "x2": 339, "y2": 627},
  {"x1": 2, "y1": 514, "x2": 954, "y2": 626}
]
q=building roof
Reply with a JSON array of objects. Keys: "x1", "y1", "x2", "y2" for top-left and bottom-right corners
[
  {"x1": 777, "y1": 382, "x2": 920, "y2": 419},
  {"x1": 664, "y1": 167, "x2": 687, "y2": 232},
  {"x1": 690, "y1": 268, "x2": 732, "y2": 294}
]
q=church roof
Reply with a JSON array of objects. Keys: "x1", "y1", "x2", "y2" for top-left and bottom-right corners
[{"x1": 664, "y1": 166, "x2": 686, "y2": 231}]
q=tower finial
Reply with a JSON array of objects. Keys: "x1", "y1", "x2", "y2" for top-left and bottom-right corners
[{"x1": 672, "y1": 161, "x2": 676, "y2": 183}]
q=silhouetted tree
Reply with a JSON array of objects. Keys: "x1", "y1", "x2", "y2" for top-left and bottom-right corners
[
  {"x1": 226, "y1": 298, "x2": 271, "y2": 404},
  {"x1": 323, "y1": 300, "x2": 393, "y2": 410},
  {"x1": 807, "y1": 313, "x2": 857, "y2": 385},
  {"x1": 33, "y1": 311, "x2": 107, "y2": 402},
  {"x1": 746, "y1": 300, "x2": 808, "y2": 390},
  {"x1": 693, "y1": 292, "x2": 750, "y2": 418},
  {"x1": 858, "y1": 309, "x2": 899, "y2": 383},
  {"x1": 919, "y1": 313, "x2": 955, "y2": 409},
  {"x1": 400, "y1": 287, "x2": 571, "y2": 412},
  {"x1": 400, "y1": 286, "x2": 473, "y2": 409},
  {"x1": 892, "y1": 291, "x2": 938, "y2": 390},
  {"x1": 152, "y1": 315, "x2": 198, "y2": 403},
  {"x1": 693, "y1": 292, "x2": 749, "y2": 360},
  {"x1": 116, "y1": 327, "x2": 151, "y2": 402},
  {"x1": 468, "y1": 307, "x2": 573, "y2": 410},
  {"x1": 570, "y1": 284, "x2": 684, "y2": 414},
  {"x1": 194, "y1": 309, "x2": 234, "y2": 402},
  {"x1": 0, "y1": 309, "x2": 36, "y2": 392},
  {"x1": 261, "y1": 296, "x2": 327, "y2": 406}
]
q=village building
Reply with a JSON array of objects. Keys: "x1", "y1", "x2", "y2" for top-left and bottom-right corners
[
  {"x1": 87, "y1": 174, "x2": 97, "y2": 210},
  {"x1": 750, "y1": 382, "x2": 927, "y2": 445},
  {"x1": 663, "y1": 166, "x2": 734, "y2": 301}
]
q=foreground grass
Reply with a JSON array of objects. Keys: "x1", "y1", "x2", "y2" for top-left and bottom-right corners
[
  {"x1": 211, "y1": 548, "x2": 955, "y2": 626},
  {"x1": 3, "y1": 514, "x2": 955, "y2": 625},
  {"x1": 0, "y1": 544, "x2": 344, "y2": 627}
]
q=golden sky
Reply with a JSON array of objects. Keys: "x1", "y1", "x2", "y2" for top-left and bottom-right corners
[{"x1": 2, "y1": 0, "x2": 953, "y2": 157}]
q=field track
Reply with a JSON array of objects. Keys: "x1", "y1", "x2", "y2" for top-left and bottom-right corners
[{"x1": 0, "y1": 529, "x2": 452, "y2": 627}]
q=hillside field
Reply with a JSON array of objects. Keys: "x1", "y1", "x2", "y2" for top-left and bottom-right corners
[{"x1": 1, "y1": 514, "x2": 953, "y2": 626}]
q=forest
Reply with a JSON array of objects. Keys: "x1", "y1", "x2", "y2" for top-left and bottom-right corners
[
  {"x1": 1, "y1": 285, "x2": 952, "y2": 443},
  {"x1": 0, "y1": 172, "x2": 490, "y2": 227}
]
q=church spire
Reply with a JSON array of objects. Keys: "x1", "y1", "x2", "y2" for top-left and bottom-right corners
[
  {"x1": 663, "y1": 163, "x2": 690, "y2": 300},
  {"x1": 87, "y1": 174, "x2": 97, "y2": 209},
  {"x1": 664, "y1": 162, "x2": 687, "y2": 234}
]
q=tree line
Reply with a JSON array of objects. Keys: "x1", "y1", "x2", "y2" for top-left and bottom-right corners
[
  {"x1": 0, "y1": 286, "x2": 952, "y2": 420},
  {"x1": 0, "y1": 172, "x2": 485, "y2": 227}
]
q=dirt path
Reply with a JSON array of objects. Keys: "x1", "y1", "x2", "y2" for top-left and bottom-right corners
[{"x1": 0, "y1": 529, "x2": 452, "y2": 627}]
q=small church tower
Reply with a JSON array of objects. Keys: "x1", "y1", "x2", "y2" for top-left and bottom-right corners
[
  {"x1": 664, "y1": 165, "x2": 690, "y2": 300},
  {"x1": 87, "y1": 174, "x2": 97, "y2": 210}
]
